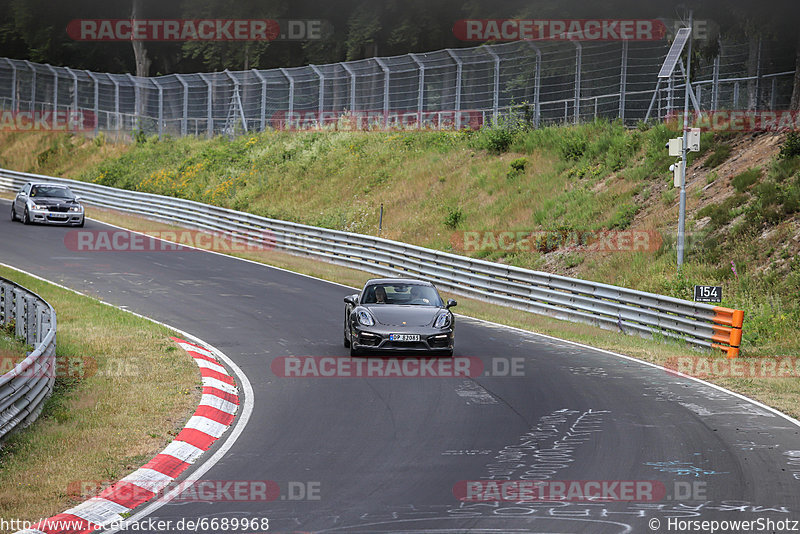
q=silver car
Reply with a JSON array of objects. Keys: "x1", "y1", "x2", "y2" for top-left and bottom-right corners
[
  {"x1": 11, "y1": 182, "x2": 85, "y2": 227},
  {"x1": 344, "y1": 278, "x2": 457, "y2": 356}
]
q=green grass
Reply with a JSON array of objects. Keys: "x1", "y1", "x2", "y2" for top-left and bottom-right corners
[
  {"x1": 0, "y1": 267, "x2": 199, "y2": 527},
  {"x1": 0, "y1": 124, "x2": 798, "y2": 358}
]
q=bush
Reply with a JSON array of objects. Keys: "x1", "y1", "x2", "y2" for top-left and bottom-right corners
[
  {"x1": 559, "y1": 131, "x2": 588, "y2": 161},
  {"x1": 779, "y1": 132, "x2": 800, "y2": 159},
  {"x1": 444, "y1": 206, "x2": 464, "y2": 229},
  {"x1": 731, "y1": 167, "x2": 762, "y2": 192},
  {"x1": 703, "y1": 144, "x2": 731, "y2": 168}
]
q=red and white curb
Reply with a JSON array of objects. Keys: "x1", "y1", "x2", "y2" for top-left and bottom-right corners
[{"x1": 17, "y1": 337, "x2": 239, "y2": 534}]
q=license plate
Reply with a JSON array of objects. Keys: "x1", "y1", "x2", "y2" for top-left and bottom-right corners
[
  {"x1": 390, "y1": 334, "x2": 420, "y2": 342},
  {"x1": 49, "y1": 214, "x2": 67, "y2": 219}
]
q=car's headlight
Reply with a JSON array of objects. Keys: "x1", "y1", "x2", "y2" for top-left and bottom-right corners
[
  {"x1": 434, "y1": 312, "x2": 452, "y2": 328},
  {"x1": 69, "y1": 205, "x2": 82, "y2": 212},
  {"x1": 357, "y1": 310, "x2": 375, "y2": 326},
  {"x1": 30, "y1": 203, "x2": 47, "y2": 210}
]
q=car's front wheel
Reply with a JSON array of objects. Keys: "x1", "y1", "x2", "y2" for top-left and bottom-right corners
[
  {"x1": 10, "y1": 204, "x2": 17, "y2": 222},
  {"x1": 349, "y1": 342, "x2": 360, "y2": 357},
  {"x1": 22, "y1": 207, "x2": 31, "y2": 225}
]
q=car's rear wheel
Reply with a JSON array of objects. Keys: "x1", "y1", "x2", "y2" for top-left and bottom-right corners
[{"x1": 22, "y1": 207, "x2": 30, "y2": 225}]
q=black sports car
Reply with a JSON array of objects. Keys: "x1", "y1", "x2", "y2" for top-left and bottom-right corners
[{"x1": 344, "y1": 278, "x2": 457, "y2": 356}]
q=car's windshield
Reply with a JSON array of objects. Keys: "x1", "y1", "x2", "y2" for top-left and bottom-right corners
[
  {"x1": 30, "y1": 186, "x2": 74, "y2": 199},
  {"x1": 361, "y1": 283, "x2": 443, "y2": 306}
]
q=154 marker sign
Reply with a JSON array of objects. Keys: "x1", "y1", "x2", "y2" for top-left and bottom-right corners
[{"x1": 694, "y1": 285, "x2": 722, "y2": 303}]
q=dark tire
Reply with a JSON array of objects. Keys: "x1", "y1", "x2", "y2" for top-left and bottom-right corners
[
  {"x1": 444, "y1": 349, "x2": 454, "y2": 357},
  {"x1": 343, "y1": 332, "x2": 350, "y2": 348},
  {"x1": 22, "y1": 208, "x2": 30, "y2": 225},
  {"x1": 350, "y1": 343, "x2": 360, "y2": 357},
  {"x1": 76, "y1": 218, "x2": 84, "y2": 228},
  {"x1": 10, "y1": 204, "x2": 16, "y2": 221}
]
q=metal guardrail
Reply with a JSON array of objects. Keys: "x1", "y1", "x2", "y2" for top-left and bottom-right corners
[
  {"x1": 0, "y1": 276, "x2": 57, "y2": 440},
  {"x1": 0, "y1": 168, "x2": 744, "y2": 357}
]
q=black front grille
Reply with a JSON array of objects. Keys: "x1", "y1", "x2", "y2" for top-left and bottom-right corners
[{"x1": 49, "y1": 205, "x2": 70, "y2": 213}]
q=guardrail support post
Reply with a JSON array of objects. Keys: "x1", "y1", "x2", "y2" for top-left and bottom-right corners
[{"x1": 14, "y1": 288, "x2": 24, "y2": 339}]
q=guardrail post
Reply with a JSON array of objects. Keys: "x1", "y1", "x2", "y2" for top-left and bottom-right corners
[
  {"x1": 26, "y1": 296, "x2": 36, "y2": 346},
  {"x1": 374, "y1": 58, "x2": 390, "y2": 128},
  {"x1": 251, "y1": 69, "x2": 268, "y2": 132},
  {"x1": 573, "y1": 42, "x2": 581, "y2": 124},
  {"x1": 409, "y1": 54, "x2": 424, "y2": 129},
  {"x1": 86, "y1": 70, "x2": 100, "y2": 136},
  {"x1": 177, "y1": 74, "x2": 188, "y2": 136},
  {"x1": 485, "y1": 46, "x2": 501, "y2": 123},
  {"x1": 619, "y1": 40, "x2": 628, "y2": 121},
  {"x1": 198, "y1": 73, "x2": 213, "y2": 137},
  {"x1": 14, "y1": 288, "x2": 24, "y2": 339},
  {"x1": 309, "y1": 65, "x2": 325, "y2": 128}
]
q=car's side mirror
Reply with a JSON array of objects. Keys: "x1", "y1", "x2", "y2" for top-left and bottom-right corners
[
  {"x1": 74, "y1": 196, "x2": 82, "y2": 202},
  {"x1": 344, "y1": 295, "x2": 358, "y2": 306},
  {"x1": 446, "y1": 299, "x2": 457, "y2": 309},
  {"x1": 17, "y1": 192, "x2": 26, "y2": 197}
]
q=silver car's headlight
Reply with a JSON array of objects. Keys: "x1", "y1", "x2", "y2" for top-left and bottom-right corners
[
  {"x1": 434, "y1": 313, "x2": 452, "y2": 328},
  {"x1": 357, "y1": 310, "x2": 375, "y2": 326},
  {"x1": 69, "y1": 205, "x2": 82, "y2": 212},
  {"x1": 30, "y1": 203, "x2": 47, "y2": 210}
]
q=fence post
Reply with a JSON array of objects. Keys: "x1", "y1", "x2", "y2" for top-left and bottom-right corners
[
  {"x1": 3, "y1": 59, "x2": 17, "y2": 111},
  {"x1": 754, "y1": 36, "x2": 762, "y2": 111},
  {"x1": 573, "y1": 42, "x2": 581, "y2": 124},
  {"x1": 341, "y1": 62, "x2": 357, "y2": 119},
  {"x1": 45, "y1": 64, "x2": 58, "y2": 114},
  {"x1": 446, "y1": 50, "x2": 462, "y2": 114},
  {"x1": 309, "y1": 65, "x2": 325, "y2": 128},
  {"x1": 770, "y1": 77, "x2": 777, "y2": 110},
  {"x1": 409, "y1": 54, "x2": 424, "y2": 129},
  {"x1": 66, "y1": 67, "x2": 78, "y2": 117},
  {"x1": 667, "y1": 73, "x2": 674, "y2": 118},
  {"x1": 712, "y1": 43, "x2": 720, "y2": 111},
  {"x1": 279, "y1": 68, "x2": 294, "y2": 120},
  {"x1": 619, "y1": 40, "x2": 628, "y2": 122},
  {"x1": 110, "y1": 75, "x2": 120, "y2": 135},
  {"x1": 523, "y1": 43, "x2": 542, "y2": 128},
  {"x1": 374, "y1": 58, "x2": 390, "y2": 128},
  {"x1": 23, "y1": 60, "x2": 36, "y2": 113},
  {"x1": 251, "y1": 69, "x2": 267, "y2": 132},
  {"x1": 152, "y1": 78, "x2": 163, "y2": 138},
  {"x1": 86, "y1": 70, "x2": 99, "y2": 136},
  {"x1": 198, "y1": 73, "x2": 213, "y2": 137},
  {"x1": 733, "y1": 81, "x2": 739, "y2": 108},
  {"x1": 224, "y1": 70, "x2": 247, "y2": 134},
  {"x1": 177, "y1": 74, "x2": 188, "y2": 136},
  {"x1": 485, "y1": 46, "x2": 500, "y2": 123}
]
